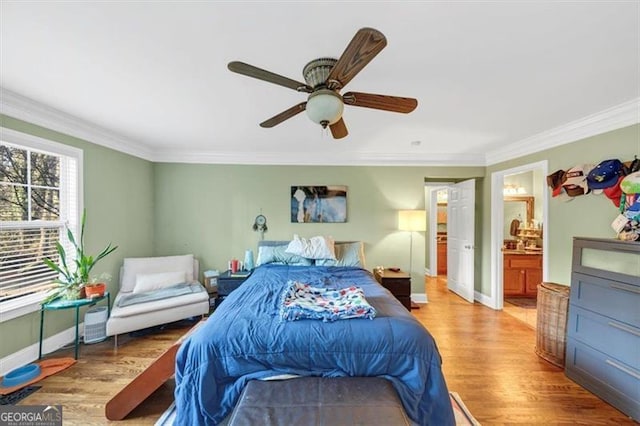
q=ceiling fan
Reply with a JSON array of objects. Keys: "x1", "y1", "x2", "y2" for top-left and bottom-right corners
[{"x1": 227, "y1": 27, "x2": 418, "y2": 139}]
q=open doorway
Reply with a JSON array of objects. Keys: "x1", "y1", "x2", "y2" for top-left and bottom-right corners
[
  {"x1": 427, "y1": 187, "x2": 449, "y2": 277},
  {"x1": 490, "y1": 161, "x2": 549, "y2": 326},
  {"x1": 426, "y1": 184, "x2": 451, "y2": 278},
  {"x1": 426, "y1": 180, "x2": 476, "y2": 304},
  {"x1": 436, "y1": 191, "x2": 448, "y2": 277}
]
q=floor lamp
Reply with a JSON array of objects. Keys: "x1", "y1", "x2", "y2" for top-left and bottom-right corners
[{"x1": 398, "y1": 210, "x2": 427, "y2": 275}]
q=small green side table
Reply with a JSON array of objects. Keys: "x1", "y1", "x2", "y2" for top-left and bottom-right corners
[{"x1": 39, "y1": 292, "x2": 110, "y2": 360}]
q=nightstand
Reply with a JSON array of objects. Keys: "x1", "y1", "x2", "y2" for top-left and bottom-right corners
[
  {"x1": 216, "y1": 270, "x2": 252, "y2": 306},
  {"x1": 373, "y1": 268, "x2": 411, "y2": 310}
]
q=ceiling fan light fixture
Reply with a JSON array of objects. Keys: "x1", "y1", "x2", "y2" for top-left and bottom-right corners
[
  {"x1": 228, "y1": 28, "x2": 415, "y2": 138},
  {"x1": 306, "y1": 89, "x2": 344, "y2": 128}
]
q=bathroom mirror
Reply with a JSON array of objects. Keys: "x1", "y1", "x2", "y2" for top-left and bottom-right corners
[{"x1": 504, "y1": 196, "x2": 534, "y2": 237}]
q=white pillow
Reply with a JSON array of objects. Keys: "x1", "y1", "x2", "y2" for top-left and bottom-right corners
[
  {"x1": 133, "y1": 270, "x2": 187, "y2": 294},
  {"x1": 285, "y1": 235, "x2": 336, "y2": 260},
  {"x1": 121, "y1": 254, "x2": 195, "y2": 293},
  {"x1": 316, "y1": 242, "x2": 366, "y2": 268}
]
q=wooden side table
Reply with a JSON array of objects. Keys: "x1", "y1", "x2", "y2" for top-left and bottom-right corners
[
  {"x1": 373, "y1": 268, "x2": 411, "y2": 310},
  {"x1": 39, "y1": 292, "x2": 110, "y2": 360}
]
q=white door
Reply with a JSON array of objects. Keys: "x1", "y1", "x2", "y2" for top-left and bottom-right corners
[
  {"x1": 428, "y1": 187, "x2": 440, "y2": 277},
  {"x1": 447, "y1": 179, "x2": 475, "y2": 303}
]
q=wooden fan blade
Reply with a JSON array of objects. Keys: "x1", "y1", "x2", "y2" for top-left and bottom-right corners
[
  {"x1": 343, "y1": 92, "x2": 418, "y2": 113},
  {"x1": 228, "y1": 61, "x2": 312, "y2": 93},
  {"x1": 325, "y1": 28, "x2": 387, "y2": 90},
  {"x1": 329, "y1": 118, "x2": 348, "y2": 139},
  {"x1": 260, "y1": 102, "x2": 307, "y2": 128}
]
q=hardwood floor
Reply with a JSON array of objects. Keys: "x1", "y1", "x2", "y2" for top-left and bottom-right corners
[
  {"x1": 17, "y1": 278, "x2": 636, "y2": 425},
  {"x1": 18, "y1": 321, "x2": 192, "y2": 425},
  {"x1": 416, "y1": 276, "x2": 636, "y2": 425},
  {"x1": 502, "y1": 301, "x2": 537, "y2": 329}
]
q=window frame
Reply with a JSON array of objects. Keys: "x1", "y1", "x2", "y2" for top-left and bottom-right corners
[{"x1": 0, "y1": 127, "x2": 83, "y2": 323}]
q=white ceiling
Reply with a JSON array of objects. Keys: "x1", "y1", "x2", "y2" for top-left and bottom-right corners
[{"x1": 1, "y1": 1, "x2": 639, "y2": 166}]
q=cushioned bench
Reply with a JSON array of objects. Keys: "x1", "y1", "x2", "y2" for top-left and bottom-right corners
[{"x1": 228, "y1": 376, "x2": 411, "y2": 426}]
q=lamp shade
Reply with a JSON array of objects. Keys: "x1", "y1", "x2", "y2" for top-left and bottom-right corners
[
  {"x1": 306, "y1": 89, "x2": 344, "y2": 127},
  {"x1": 398, "y1": 210, "x2": 426, "y2": 232}
]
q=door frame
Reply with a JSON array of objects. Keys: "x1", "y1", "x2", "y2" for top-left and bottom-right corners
[
  {"x1": 425, "y1": 183, "x2": 453, "y2": 277},
  {"x1": 489, "y1": 160, "x2": 549, "y2": 310}
]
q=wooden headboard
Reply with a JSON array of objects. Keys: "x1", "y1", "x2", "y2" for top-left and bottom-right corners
[
  {"x1": 258, "y1": 240, "x2": 360, "y2": 247},
  {"x1": 257, "y1": 240, "x2": 289, "y2": 248}
]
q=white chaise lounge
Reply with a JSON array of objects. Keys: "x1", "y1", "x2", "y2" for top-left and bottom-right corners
[{"x1": 106, "y1": 254, "x2": 209, "y2": 346}]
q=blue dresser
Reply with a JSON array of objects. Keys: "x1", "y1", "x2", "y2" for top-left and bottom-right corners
[{"x1": 565, "y1": 237, "x2": 639, "y2": 421}]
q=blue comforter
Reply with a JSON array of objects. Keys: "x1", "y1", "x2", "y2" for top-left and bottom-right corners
[{"x1": 174, "y1": 265, "x2": 454, "y2": 425}]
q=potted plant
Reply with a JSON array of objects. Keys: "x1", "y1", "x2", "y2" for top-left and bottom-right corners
[
  {"x1": 43, "y1": 209, "x2": 118, "y2": 303},
  {"x1": 84, "y1": 273, "x2": 112, "y2": 299}
]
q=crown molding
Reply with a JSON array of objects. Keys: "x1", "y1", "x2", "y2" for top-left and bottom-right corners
[
  {"x1": 2, "y1": 87, "x2": 637, "y2": 167},
  {"x1": 0, "y1": 88, "x2": 154, "y2": 160},
  {"x1": 485, "y1": 98, "x2": 640, "y2": 165},
  {"x1": 149, "y1": 149, "x2": 486, "y2": 166}
]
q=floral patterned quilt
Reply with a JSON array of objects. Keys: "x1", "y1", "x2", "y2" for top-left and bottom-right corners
[{"x1": 280, "y1": 280, "x2": 376, "y2": 322}]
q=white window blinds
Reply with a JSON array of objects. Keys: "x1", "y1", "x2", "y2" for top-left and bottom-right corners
[
  {"x1": 0, "y1": 223, "x2": 62, "y2": 301},
  {"x1": 0, "y1": 130, "x2": 81, "y2": 306}
]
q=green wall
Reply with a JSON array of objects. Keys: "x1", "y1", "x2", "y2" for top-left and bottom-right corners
[
  {"x1": 481, "y1": 124, "x2": 639, "y2": 296},
  {"x1": 0, "y1": 115, "x2": 155, "y2": 358},
  {"x1": 153, "y1": 163, "x2": 484, "y2": 293}
]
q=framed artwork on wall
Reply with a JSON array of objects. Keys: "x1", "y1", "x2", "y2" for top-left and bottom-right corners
[{"x1": 290, "y1": 185, "x2": 347, "y2": 223}]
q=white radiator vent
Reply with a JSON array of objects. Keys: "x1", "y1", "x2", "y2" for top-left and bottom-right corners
[{"x1": 84, "y1": 306, "x2": 108, "y2": 344}]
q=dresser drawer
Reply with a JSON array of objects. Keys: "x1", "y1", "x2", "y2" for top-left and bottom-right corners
[
  {"x1": 570, "y1": 272, "x2": 640, "y2": 328},
  {"x1": 505, "y1": 255, "x2": 541, "y2": 269},
  {"x1": 567, "y1": 305, "x2": 640, "y2": 369},
  {"x1": 572, "y1": 238, "x2": 640, "y2": 284},
  {"x1": 566, "y1": 339, "x2": 640, "y2": 419}
]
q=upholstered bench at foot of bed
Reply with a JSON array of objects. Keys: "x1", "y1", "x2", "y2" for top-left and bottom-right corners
[{"x1": 228, "y1": 376, "x2": 411, "y2": 426}]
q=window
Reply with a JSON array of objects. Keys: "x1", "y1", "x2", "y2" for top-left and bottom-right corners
[{"x1": 0, "y1": 128, "x2": 82, "y2": 322}]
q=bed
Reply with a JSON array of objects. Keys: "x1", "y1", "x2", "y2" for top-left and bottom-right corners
[{"x1": 174, "y1": 241, "x2": 454, "y2": 425}]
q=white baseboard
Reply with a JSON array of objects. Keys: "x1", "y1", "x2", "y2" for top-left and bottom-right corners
[
  {"x1": 474, "y1": 291, "x2": 497, "y2": 310},
  {"x1": 411, "y1": 293, "x2": 428, "y2": 304},
  {"x1": 0, "y1": 322, "x2": 84, "y2": 376}
]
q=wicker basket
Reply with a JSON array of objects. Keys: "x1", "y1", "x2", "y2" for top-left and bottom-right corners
[{"x1": 535, "y1": 282, "x2": 570, "y2": 367}]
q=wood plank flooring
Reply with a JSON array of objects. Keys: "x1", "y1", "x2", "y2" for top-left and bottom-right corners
[
  {"x1": 18, "y1": 321, "x2": 192, "y2": 425},
  {"x1": 17, "y1": 277, "x2": 637, "y2": 425},
  {"x1": 502, "y1": 301, "x2": 537, "y2": 329},
  {"x1": 416, "y1": 276, "x2": 636, "y2": 425}
]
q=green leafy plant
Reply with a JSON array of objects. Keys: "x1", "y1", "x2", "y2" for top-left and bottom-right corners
[{"x1": 42, "y1": 209, "x2": 118, "y2": 303}]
